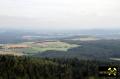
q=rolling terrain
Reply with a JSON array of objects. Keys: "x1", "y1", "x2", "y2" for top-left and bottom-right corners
[
  {"x1": 0, "y1": 40, "x2": 79, "y2": 55},
  {"x1": 0, "y1": 29, "x2": 120, "y2": 61},
  {"x1": 0, "y1": 29, "x2": 120, "y2": 79}
]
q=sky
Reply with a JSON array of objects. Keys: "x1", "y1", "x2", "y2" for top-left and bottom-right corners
[{"x1": 0, "y1": 0, "x2": 120, "y2": 30}]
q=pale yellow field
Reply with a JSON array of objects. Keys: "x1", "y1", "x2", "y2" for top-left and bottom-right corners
[
  {"x1": 71, "y1": 37, "x2": 100, "y2": 41},
  {"x1": 0, "y1": 51, "x2": 23, "y2": 56},
  {"x1": 0, "y1": 41, "x2": 80, "y2": 55}
]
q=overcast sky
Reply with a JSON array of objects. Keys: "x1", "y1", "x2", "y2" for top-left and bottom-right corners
[{"x1": 0, "y1": 0, "x2": 120, "y2": 30}]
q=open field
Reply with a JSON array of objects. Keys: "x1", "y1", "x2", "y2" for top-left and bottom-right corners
[
  {"x1": 31, "y1": 41, "x2": 79, "y2": 51},
  {"x1": 0, "y1": 41, "x2": 79, "y2": 55},
  {"x1": 70, "y1": 36, "x2": 100, "y2": 41},
  {"x1": 21, "y1": 41, "x2": 79, "y2": 54},
  {"x1": 0, "y1": 51, "x2": 23, "y2": 56},
  {"x1": 5, "y1": 44, "x2": 30, "y2": 49},
  {"x1": 110, "y1": 58, "x2": 120, "y2": 61}
]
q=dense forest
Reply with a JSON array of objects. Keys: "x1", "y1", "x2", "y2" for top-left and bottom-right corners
[
  {"x1": 35, "y1": 40, "x2": 120, "y2": 60},
  {"x1": 0, "y1": 55, "x2": 119, "y2": 79}
]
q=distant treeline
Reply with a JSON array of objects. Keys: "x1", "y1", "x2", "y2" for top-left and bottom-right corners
[{"x1": 0, "y1": 55, "x2": 119, "y2": 79}]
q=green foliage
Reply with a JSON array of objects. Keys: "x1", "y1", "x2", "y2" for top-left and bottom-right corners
[
  {"x1": 0, "y1": 55, "x2": 119, "y2": 79},
  {"x1": 37, "y1": 40, "x2": 120, "y2": 60}
]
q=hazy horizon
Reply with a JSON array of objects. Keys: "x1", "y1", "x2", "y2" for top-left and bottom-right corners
[{"x1": 0, "y1": 0, "x2": 120, "y2": 30}]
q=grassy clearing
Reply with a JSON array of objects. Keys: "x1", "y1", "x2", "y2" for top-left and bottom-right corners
[
  {"x1": 30, "y1": 41, "x2": 79, "y2": 52},
  {"x1": 0, "y1": 51, "x2": 23, "y2": 56},
  {"x1": 1, "y1": 41, "x2": 79, "y2": 55},
  {"x1": 23, "y1": 41, "x2": 79, "y2": 54},
  {"x1": 71, "y1": 37, "x2": 100, "y2": 41},
  {"x1": 110, "y1": 58, "x2": 120, "y2": 61}
]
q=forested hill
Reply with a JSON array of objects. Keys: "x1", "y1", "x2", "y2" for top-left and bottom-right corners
[
  {"x1": 0, "y1": 55, "x2": 119, "y2": 79},
  {"x1": 35, "y1": 40, "x2": 120, "y2": 60}
]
